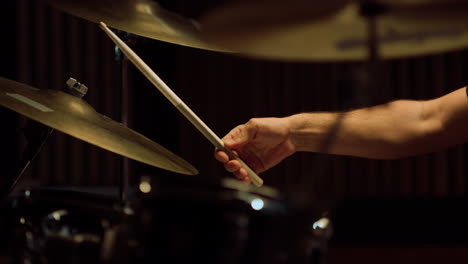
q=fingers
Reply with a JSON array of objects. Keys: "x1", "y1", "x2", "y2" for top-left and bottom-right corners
[
  {"x1": 214, "y1": 149, "x2": 229, "y2": 163},
  {"x1": 214, "y1": 149, "x2": 239, "y2": 163},
  {"x1": 214, "y1": 149, "x2": 241, "y2": 172},
  {"x1": 224, "y1": 160, "x2": 241, "y2": 173},
  {"x1": 243, "y1": 176, "x2": 252, "y2": 184},
  {"x1": 234, "y1": 168, "x2": 250, "y2": 183},
  {"x1": 214, "y1": 149, "x2": 252, "y2": 183},
  {"x1": 227, "y1": 161, "x2": 251, "y2": 183},
  {"x1": 216, "y1": 122, "x2": 258, "y2": 183}
]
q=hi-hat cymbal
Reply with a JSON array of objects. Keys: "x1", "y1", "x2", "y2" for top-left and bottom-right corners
[
  {"x1": 47, "y1": 0, "x2": 227, "y2": 52},
  {"x1": 0, "y1": 77, "x2": 198, "y2": 175},
  {"x1": 199, "y1": 0, "x2": 468, "y2": 61}
]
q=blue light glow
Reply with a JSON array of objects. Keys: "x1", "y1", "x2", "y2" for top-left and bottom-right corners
[{"x1": 251, "y1": 198, "x2": 264, "y2": 211}]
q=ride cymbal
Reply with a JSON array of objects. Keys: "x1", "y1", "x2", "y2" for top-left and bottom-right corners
[
  {"x1": 0, "y1": 77, "x2": 198, "y2": 175},
  {"x1": 199, "y1": 0, "x2": 468, "y2": 61},
  {"x1": 47, "y1": 0, "x2": 227, "y2": 52}
]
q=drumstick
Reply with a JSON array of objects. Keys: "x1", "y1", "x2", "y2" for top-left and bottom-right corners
[{"x1": 99, "y1": 22, "x2": 264, "y2": 187}]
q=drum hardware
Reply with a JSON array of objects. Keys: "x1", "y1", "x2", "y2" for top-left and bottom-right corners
[
  {"x1": 99, "y1": 22, "x2": 264, "y2": 187},
  {"x1": 8, "y1": 187, "x2": 134, "y2": 264},
  {"x1": 0, "y1": 78, "x2": 87, "y2": 200},
  {"x1": 0, "y1": 77, "x2": 198, "y2": 177},
  {"x1": 4, "y1": 181, "x2": 331, "y2": 264},
  {"x1": 132, "y1": 174, "x2": 328, "y2": 264},
  {"x1": 64, "y1": 77, "x2": 89, "y2": 99},
  {"x1": 199, "y1": 0, "x2": 468, "y2": 61},
  {"x1": 113, "y1": 32, "x2": 139, "y2": 203},
  {"x1": 1, "y1": 120, "x2": 53, "y2": 201}
]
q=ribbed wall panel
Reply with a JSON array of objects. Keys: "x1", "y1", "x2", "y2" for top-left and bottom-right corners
[{"x1": 15, "y1": 0, "x2": 119, "y2": 186}]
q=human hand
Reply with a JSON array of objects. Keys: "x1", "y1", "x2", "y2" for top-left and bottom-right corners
[{"x1": 215, "y1": 117, "x2": 296, "y2": 183}]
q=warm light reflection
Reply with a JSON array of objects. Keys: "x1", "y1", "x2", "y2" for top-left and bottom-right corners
[
  {"x1": 335, "y1": 3, "x2": 358, "y2": 23},
  {"x1": 251, "y1": 198, "x2": 264, "y2": 211},
  {"x1": 68, "y1": 100, "x2": 87, "y2": 115},
  {"x1": 50, "y1": 210, "x2": 67, "y2": 221},
  {"x1": 123, "y1": 207, "x2": 134, "y2": 215},
  {"x1": 73, "y1": 235, "x2": 84, "y2": 243},
  {"x1": 52, "y1": 212, "x2": 62, "y2": 221},
  {"x1": 139, "y1": 181, "x2": 151, "y2": 193},
  {"x1": 313, "y1": 217, "x2": 330, "y2": 230},
  {"x1": 136, "y1": 3, "x2": 154, "y2": 15}
]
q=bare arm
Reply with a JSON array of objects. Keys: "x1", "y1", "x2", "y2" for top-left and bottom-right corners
[
  {"x1": 289, "y1": 87, "x2": 468, "y2": 159},
  {"x1": 216, "y1": 87, "x2": 468, "y2": 180}
]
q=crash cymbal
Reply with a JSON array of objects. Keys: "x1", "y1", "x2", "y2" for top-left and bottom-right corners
[
  {"x1": 199, "y1": 0, "x2": 468, "y2": 61},
  {"x1": 0, "y1": 77, "x2": 198, "y2": 175},
  {"x1": 47, "y1": 0, "x2": 227, "y2": 52}
]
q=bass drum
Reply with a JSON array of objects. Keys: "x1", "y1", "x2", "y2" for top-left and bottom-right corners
[
  {"x1": 7, "y1": 187, "x2": 135, "y2": 264},
  {"x1": 132, "y1": 175, "x2": 332, "y2": 264}
]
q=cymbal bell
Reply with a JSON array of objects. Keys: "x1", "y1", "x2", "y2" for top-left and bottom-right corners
[
  {"x1": 0, "y1": 77, "x2": 198, "y2": 176},
  {"x1": 47, "y1": 0, "x2": 227, "y2": 52},
  {"x1": 199, "y1": 0, "x2": 468, "y2": 61}
]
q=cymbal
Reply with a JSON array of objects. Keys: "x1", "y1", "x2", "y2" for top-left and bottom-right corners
[
  {"x1": 0, "y1": 77, "x2": 198, "y2": 175},
  {"x1": 47, "y1": 0, "x2": 227, "y2": 52},
  {"x1": 199, "y1": 0, "x2": 468, "y2": 61}
]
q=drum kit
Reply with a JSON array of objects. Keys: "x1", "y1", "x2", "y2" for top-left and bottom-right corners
[{"x1": 1, "y1": 0, "x2": 467, "y2": 263}]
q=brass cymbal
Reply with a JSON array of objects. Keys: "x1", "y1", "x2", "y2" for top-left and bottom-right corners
[
  {"x1": 0, "y1": 77, "x2": 198, "y2": 175},
  {"x1": 47, "y1": 0, "x2": 227, "y2": 52},
  {"x1": 199, "y1": 0, "x2": 468, "y2": 61}
]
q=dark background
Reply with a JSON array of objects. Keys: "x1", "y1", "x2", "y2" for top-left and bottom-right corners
[{"x1": 1, "y1": 0, "x2": 468, "y2": 263}]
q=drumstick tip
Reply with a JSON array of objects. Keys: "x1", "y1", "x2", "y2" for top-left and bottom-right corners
[{"x1": 99, "y1": 21, "x2": 107, "y2": 29}]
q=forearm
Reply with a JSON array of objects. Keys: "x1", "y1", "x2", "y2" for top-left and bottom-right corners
[{"x1": 286, "y1": 100, "x2": 442, "y2": 159}]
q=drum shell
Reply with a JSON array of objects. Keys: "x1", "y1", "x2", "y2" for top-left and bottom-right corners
[
  {"x1": 133, "y1": 175, "x2": 329, "y2": 264},
  {"x1": 6, "y1": 181, "x2": 331, "y2": 264},
  {"x1": 7, "y1": 187, "x2": 132, "y2": 264}
]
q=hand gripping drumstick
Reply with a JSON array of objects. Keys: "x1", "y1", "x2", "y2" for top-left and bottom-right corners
[{"x1": 99, "y1": 22, "x2": 264, "y2": 187}]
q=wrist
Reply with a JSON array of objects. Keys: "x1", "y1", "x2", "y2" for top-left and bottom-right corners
[
  {"x1": 286, "y1": 112, "x2": 339, "y2": 152},
  {"x1": 285, "y1": 114, "x2": 307, "y2": 152}
]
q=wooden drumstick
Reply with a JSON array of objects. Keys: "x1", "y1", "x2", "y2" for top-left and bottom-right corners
[{"x1": 99, "y1": 22, "x2": 264, "y2": 187}]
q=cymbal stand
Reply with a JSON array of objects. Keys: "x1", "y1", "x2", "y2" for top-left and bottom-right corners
[
  {"x1": 114, "y1": 32, "x2": 136, "y2": 203},
  {"x1": 1, "y1": 78, "x2": 87, "y2": 200},
  {"x1": 303, "y1": 1, "x2": 387, "y2": 202},
  {"x1": 361, "y1": 0, "x2": 386, "y2": 86},
  {"x1": 338, "y1": 1, "x2": 386, "y2": 108},
  {"x1": 1, "y1": 121, "x2": 53, "y2": 200}
]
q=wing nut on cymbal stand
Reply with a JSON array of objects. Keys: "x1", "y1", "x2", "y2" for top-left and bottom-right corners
[{"x1": 65, "y1": 77, "x2": 88, "y2": 98}]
